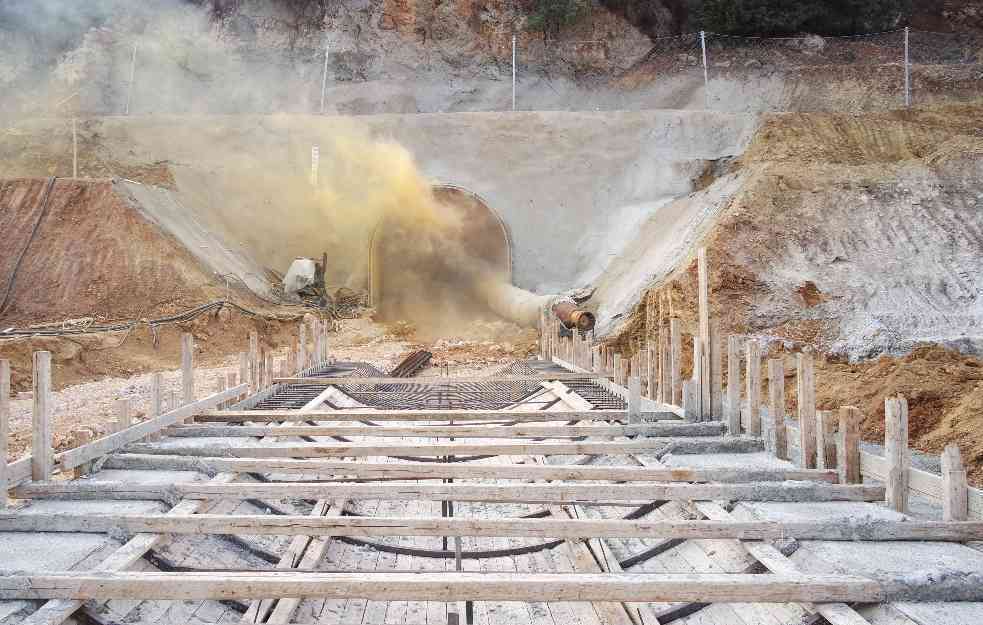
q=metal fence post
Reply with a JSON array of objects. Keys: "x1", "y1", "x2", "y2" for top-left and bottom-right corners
[
  {"x1": 700, "y1": 31, "x2": 710, "y2": 110},
  {"x1": 904, "y1": 27, "x2": 911, "y2": 108}
]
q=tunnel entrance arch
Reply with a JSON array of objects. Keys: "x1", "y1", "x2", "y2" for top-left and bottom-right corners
[{"x1": 367, "y1": 184, "x2": 513, "y2": 315}]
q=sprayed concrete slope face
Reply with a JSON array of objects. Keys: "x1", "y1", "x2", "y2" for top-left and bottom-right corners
[
  {"x1": 0, "y1": 112, "x2": 759, "y2": 304},
  {"x1": 603, "y1": 107, "x2": 983, "y2": 359}
]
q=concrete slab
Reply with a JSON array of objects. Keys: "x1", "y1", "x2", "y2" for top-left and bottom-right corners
[
  {"x1": 17, "y1": 499, "x2": 166, "y2": 515},
  {"x1": 791, "y1": 539, "x2": 983, "y2": 578},
  {"x1": 658, "y1": 451, "x2": 789, "y2": 469},
  {"x1": 892, "y1": 602, "x2": 983, "y2": 625},
  {"x1": 92, "y1": 469, "x2": 207, "y2": 484},
  {"x1": 738, "y1": 501, "x2": 907, "y2": 523},
  {"x1": 0, "y1": 532, "x2": 114, "y2": 571}
]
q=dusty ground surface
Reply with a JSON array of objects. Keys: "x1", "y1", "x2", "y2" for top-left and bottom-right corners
[{"x1": 2, "y1": 315, "x2": 537, "y2": 463}]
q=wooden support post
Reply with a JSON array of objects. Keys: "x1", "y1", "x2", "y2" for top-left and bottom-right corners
[
  {"x1": 682, "y1": 380, "x2": 699, "y2": 423},
  {"x1": 768, "y1": 358, "x2": 787, "y2": 460},
  {"x1": 226, "y1": 373, "x2": 237, "y2": 407},
  {"x1": 837, "y1": 406, "x2": 862, "y2": 485},
  {"x1": 670, "y1": 318, "x2": 682, "y2": 405},
  {"x1": 646, "y1": 340, "x2": 656, "y2": 400},
  {"x1": 726, "y1": 336, "x2": 741, "y2": 435},
  {"x1": 885, "y1": 396, "x2": 910, "y2": 513},
  {"x1": 612, "y1": 355, "x2": 622, "y2": 387},
  {"x1": 629, "y1": 353, "x2": 639, "y2": 391},
  {"x1": 32, "y1": 351, "x2": 53, "y2": 481},
  {"x1": 265, "y1": 353, "x2": 273, "y2": 390},
  {"x1": 796, "y1": 348, "x2": 817, "y2": 468},
  {"x1": 692, "y1": 336, "x2": 703, "y2": 418},
  {"x1": 745, "y1": 340, "x2": 761, "y2": 436},
  {"x1": 942, "y1": 443, "x2": 968, "y2": 522},
  {"x1": 116, "y1": 399, "x2": 132, "y2": 431},
  {"x1": 238, "y1": 352, "x2": 249, "y2": 395},
  {"x1": 697, "y1": 248, "x2": 711, "y2": 421},
  {"x1": 816, "y1": 410, "x2": 837, "y2": 471},
  {"x1": 298, "y1": 324, "x2": 307, "y2": 373},
  {"x1": 148, "y1": 374, "x2": 162, "y2": 441},
  {"x1": 660, "y1": 326, "x2": 671, "y2": 404},
  {"x1": 181, "y1": 333, "x2": 194, "y2": 405},
  {"x1": 169, "y1": 390, "x2": 178, "y2": 416},
  {"x1": 709, "y1": 322, "x2": 722, "y2": 420},
  {"x1": 249, "y1": 330, "x2": 259, "y2": 391},
  {"x1": 628, "y1": 376, "x2": 641, "y2": 424},
  {"x1": 0, "y1": 360, "x2": 8, "y2": 509}
]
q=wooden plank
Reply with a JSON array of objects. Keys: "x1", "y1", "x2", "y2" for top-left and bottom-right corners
[
  {"x1": 628, "y1": 377, "x2": 641, "y2": 424},
  {"x1": 2, "y1": 513, "x2": 980, "y2": 541},
  {"x1": 682, "y1": 380, "x2": 699, "y2": 423},
  {"x1": 15, "y1": 480, "x2": 886, "y2": 504},
  {"x1": 102, "y1": 455, "x2": 838, "y2": 483},
  {"x1": 726, "y1": 336, "x2": 741, "y2": 436},
  {"x1": 56, "y1": 384, "x2": 247, "y2": 472},
  {"x1": 943, "y1": 444, "x2": 969, "y2": 522},
  {"x1": 18, "y1": 472, "x2": 238, "y2": 625},
  {"x1": 122, "y1": 437, "x2": 761, "y2": 459},
  {"x1": 816, "y1": 410, "x2": 837, "y2": 471},
  {"x1": 885, "y1": 397, "x2": 910, "y2": 513},
  {"x1": 768, "y1": 358, "x2": 787, "y2": 461},
  {"x1": 670, "y1": 318, "x2": 682, "y2": 406},
  {"x1": 195, "y1": 409, "x2": 658, "y2": 423},
  {"x1": 181, "y1": 333, "x2": 194, "y2": 405},
  {"x1": 165, "y1": 423, "x2": 724, "y2": 439},
  {"x1": 0, "y1": 572, "x2": 896, "y2": 603},
  {"x1": 275, "y1": 373, "x2": 614, "y2": 386},
  {"x1": 0, "y1": 359, "x2": 8, "y2": 509},
  {"x1": 32, "y1": 351, "x2": 53, "y2": 481},
  {"x1": 697, "y1": 248, "x2": 711, "y2": 421},
  {"x1": 745, "y1": 340, "x2": 761, "y2": 436},
  {"x1": 694, "y1": 502, "x2": 873, "y2": 625},
  {"x1": 797, "y1": 349, "x2": 817, "y2": 469},
  {"x1": 838, "y1": 406, "x2": 862, "y2": 485}
]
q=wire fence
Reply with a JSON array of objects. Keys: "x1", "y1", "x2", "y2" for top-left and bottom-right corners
[{"x1": 4, "y1": 27, "x2": 983, "y2": 117}]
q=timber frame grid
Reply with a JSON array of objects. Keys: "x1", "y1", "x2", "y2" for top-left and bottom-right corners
[{"x1": 0, "y1": 254, "x2": 981, "y2": 625}]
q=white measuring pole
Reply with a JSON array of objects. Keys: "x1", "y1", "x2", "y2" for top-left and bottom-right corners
[
  {"x1": 904, "y1": 27, "x2": 911, "y2": 108},
  {"x1": 512, "y1": 34, "x2": 517, "y2": 111},
  {"x1": 319, "y1": 44, "x2": 330, "y2": 114},
  {"x1": 700, "y1": 31, "x2": 710, "y2": 110},
  {"x1": 124, "y1": 41, "x2": 138, "y2": 115}
]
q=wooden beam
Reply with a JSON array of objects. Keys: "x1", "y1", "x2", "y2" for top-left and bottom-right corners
[
  {"x1": 943, "y1": 443, "x2": 969, "y2": 522},
  {"x1": 165, "y1": 422, "x2": 725, "y2": 439},
  {"x1": 195, "y1": 409, "x2": 671, "y2": 423},
  {"x1": 102, "y1": 455, "x2": 838, "y2": 483},
  {"x1": 274, "y1": 373, "x2": 614, "y2": 386},
  {"x1": 838, "y1": 406, "x2": 862, "y2": 485},
  {"x1": 797, "y1": 349, "x2": 817, "y2": 469},
  {"x1": 0, "y1": 572, "x2": 897, "y2": 603},
  {"x1": 710, "y1": 321, "x2": 722, "y2": 420},
  {"x1": 697, "y1": 249, "x2": 711, "y2": 420},
  {"x1": 726, "y1": 336, "x2": 741, "y2": 435},
  {"x1": 1, "y1": 513, "x2": 980, "y2": 541},
  {"x1": 682, "y1": 380, "x2": 699, "y2": 423},
  {"x1": 32, "y1": 351, "x2": 53, "y2": 481},
  {"x1": 670, "y1": 318, "x2": 682, "y2": 405},
  {"x1": 122, "y1": 437, "x2": 762, "y2": 459},
  {"x1": 885, "y1": 396, "x2": 910, "y2": 513},
  {"x1": 0, "y1": 359, "x2": 8, "y2": 509},
  {"x1": 56, "y1": 384, "x2": 247, "y2": 472},
  {"x1": 694, "y1": 501, "x2": 874, "y2": 625},
  {"x1": 768, "y1": 358, "x2": 787, "y2": 460},
  {"x1": 627, "y1": 376, "x2": 641, "y2": 424},
  {"x1": 15, "y1": 480, "x2": 886, "y2": 504},
  {"x1": 817, "y1": 410, "x2": 837, "y2": 471},
  {"x1": 181, "y1": 333, "x2": 194, "y2": 405},
  {"x1": 745, "y1": 340, "x2": 761, "y2": 436}
]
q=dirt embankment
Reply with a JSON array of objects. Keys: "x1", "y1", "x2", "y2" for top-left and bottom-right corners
[{"x1": 609, "y1": 104, "x2": 983, "y2": 480}]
